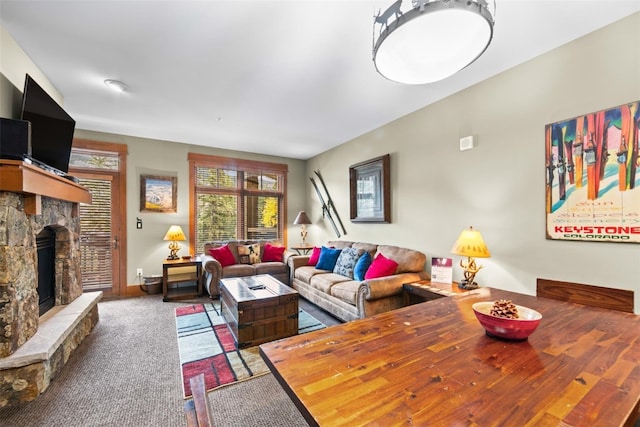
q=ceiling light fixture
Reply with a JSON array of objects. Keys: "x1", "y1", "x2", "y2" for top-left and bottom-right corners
[
  {"x1": 373, "y1": 0, "x2": 495, "y2": 85},
  {"x1": 103, "y1": 79, "x2": 128, "y2": 93}
]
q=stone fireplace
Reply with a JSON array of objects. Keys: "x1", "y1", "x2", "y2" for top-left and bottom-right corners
[
  {"x1": 0, "y1": 159, "x2": 99, "y2": 408},
  {"x1": 0, "y1": 194, "x2": 84, "y2": 357}
]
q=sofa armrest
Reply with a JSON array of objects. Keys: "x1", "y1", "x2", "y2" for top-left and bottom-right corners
[
  {"x1": 288, "y1": 255, "x2": 311, "y2": 270},
  {"x1": 201, "y1": 255, "x2": 222, "y2": 297},
  {"x1": 282, "y1": 250, "x2": 297, "y2": 266},
  {"x1": 360, "y1": 272, "x2": 429, "y2": 300}
]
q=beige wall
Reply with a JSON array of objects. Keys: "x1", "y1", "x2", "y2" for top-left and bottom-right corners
[
  {"x1": 0, "y1": 26, "x2": 62, "y2": 109},
  {"x1": 73, "y1": 129, "x2": 307, "y2": 285},
  {"x1": 306, "y1": 13, "x2": 640, "y2": 313}
]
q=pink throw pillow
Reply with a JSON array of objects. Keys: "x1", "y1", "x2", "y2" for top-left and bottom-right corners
[
  {"x1": 208, "y1": 245, "x2": 236, "y2": 267},
  {"x1": 364, "y1": 253, "x2": 399, "y2": 279},
  {"x1": 262, "y1": 243, "x2": 286, "y2": 262},
  {"x1": 307, "y1": 246, "x2": 321, "y2": 266}
]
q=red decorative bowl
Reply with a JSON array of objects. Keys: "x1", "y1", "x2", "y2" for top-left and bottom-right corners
[{"x1": 472, "y1": 302, "x2": 542, "y2": 340}]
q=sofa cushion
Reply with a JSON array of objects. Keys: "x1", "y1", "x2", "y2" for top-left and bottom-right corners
[
  {"x1": 316, "y1": 246, "x2": 342, "y2": 271},
  {"x1": 352, "y1": 242, "x2": 379, "y2": 258},
  {"x1": 262, "y1": 243, "x2": 286, "y2": 262},
  {"x1": 221, "y1": 263, "x2": 256, "y2": 278},
  {"x1": 307, "y1": 246, "x2": 321, "y2": 266},
  {"x1": 365, "y1": 253, "x2": 399, "y2": 279},
  {"x1": 309, "y1": 272, "x2": 351, "y2": 293},
  {"x1": 333, "y1": 247, "x2": 364, "y2": 278},
  {"x1": 353, "y1": 252, "x2": 372, "y2": 281},
  {"x1": 238, "y1": 243, "x2": 261, "y2": 264},
  {"x1": 331, "y1": 280, "x2": 361, "y2": 305},
  {"x1": 209, "y1": 244, "x2": 236, "y2": 267},
  {"x1": 295, "y1": 265, "x2": 326, "y2": 283},
  {"x1": 326, "y1": 240, "x2": 353, "y2": 250},
  {"x1": 376, "y1": 245, "x2": 426, "y2": 274},
  {"x1": 255, "y1": 262, "x2": 288, "y2": 276}
]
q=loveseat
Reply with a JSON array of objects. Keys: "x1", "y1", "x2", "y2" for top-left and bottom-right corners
[
  {"x1": 202, "y1": 240, "x2": 295, "y2": 297},
  {"x1": 288, "y1": 240, "x2": 429, "y2": 322}
]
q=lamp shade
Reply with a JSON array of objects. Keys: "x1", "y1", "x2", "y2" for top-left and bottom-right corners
[
  {"x1": 293, "y1": 211, "x2": 311, "y2": 225},
  {"x1": 163, "y1": 225, "x2": 187, "y2": 241},
  {"x1": 451, "y1": 226, "x2": 491, "y2": 258},
  {"x1": 373, "y1": 0, "x2": 494, "y2": 84}
]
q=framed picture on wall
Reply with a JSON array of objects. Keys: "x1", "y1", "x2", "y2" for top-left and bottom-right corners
[
  {"x1": 140, "y1": 175, "x2": 177, "y2": 213},
  {"x1": 545, "y1": 100, "x2": 640, "y2": 243},
  {"x1": 349, "y1": 154, "x2": 390, "y2": 223}
]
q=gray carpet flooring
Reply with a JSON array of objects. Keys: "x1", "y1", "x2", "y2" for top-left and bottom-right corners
[{"x1": 0, "y1": 293, "x2": 341, "y2": 427}]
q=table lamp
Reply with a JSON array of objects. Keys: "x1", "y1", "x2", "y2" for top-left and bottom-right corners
[
  {"x1": 163, "y1": 225, "x2": 187, "y2": 260},
  {"x1": 451, "y1": 226, "x2": 491, "y2": 290},
  {"x1": 293, "y1": 211, "x2": 311, "y2": 245}
]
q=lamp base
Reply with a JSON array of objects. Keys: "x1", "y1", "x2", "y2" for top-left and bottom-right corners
[
  {"x1": 458, "y1": 280, "x2": 479, "y2": 290},
  {"x1": 166, "y1": 249, "x2": 179, "y2": 260}
]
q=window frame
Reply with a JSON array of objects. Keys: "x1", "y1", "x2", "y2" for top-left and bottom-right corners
[{"x1": 188, "y1": 153, "x2": 288, "y2": 255}]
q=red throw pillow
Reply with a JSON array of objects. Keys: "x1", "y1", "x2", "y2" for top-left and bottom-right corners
[
  {"x1": 208, "y1": 245, "x2": 236, "y2": 267},
  {"x1": 364, "y1": 253, "x2": 399, "y2": 279},
  {"x1": 307, "y1": 246, "x2": 321, "y2": 266},
  {"x1": 262, "y1": 243, "x2": 286, "y2": 262}
]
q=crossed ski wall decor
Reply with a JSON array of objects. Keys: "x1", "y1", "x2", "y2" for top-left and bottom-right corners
[{"x1": 310, "y1": 170, "x2": 347, "y2": 238}]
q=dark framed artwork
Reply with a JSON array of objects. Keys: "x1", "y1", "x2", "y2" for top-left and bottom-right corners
[
  {"x1": 140, "y1": 175, "x2": 177, "y2": 213},
  {"x1": 545, "y1": 100, "x2": 640, "y2": 243},
  {"x1": 349, "y1": 154, "x2": 390, "y2": 223}
]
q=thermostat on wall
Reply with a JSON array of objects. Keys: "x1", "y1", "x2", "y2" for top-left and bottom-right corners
[{"x1": 460, "y1": 136, "x2": 474, "y2": 151}]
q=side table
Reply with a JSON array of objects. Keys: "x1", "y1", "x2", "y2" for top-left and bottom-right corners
[
  {"x1": 402, "y1": 280, "x2": 467, "y2": 306},
  {"x1": 290, "y1": 245, "x2": 313, "y2": 255},
  {"x1": 162, "y1": 257, "x2": 203, "y2": 302}
]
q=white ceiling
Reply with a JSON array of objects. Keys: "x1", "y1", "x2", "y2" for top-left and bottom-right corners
[{"x1": 1, "y1": 1, "x2": 639, "y2": 159}]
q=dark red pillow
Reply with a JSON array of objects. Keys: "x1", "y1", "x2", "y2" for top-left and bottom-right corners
[
  {"x1": 208, "y1": 245, "x2": 236, "y2": 267},
  {"x1": 307, "y1": 246, "x2": 321, "y2": 266},
  {"x1": 262, "y1": 243, "x2": 286, "y2": 262},
  {"x1": 364, "y1": 253, "x2": 399, "y2": 279}
]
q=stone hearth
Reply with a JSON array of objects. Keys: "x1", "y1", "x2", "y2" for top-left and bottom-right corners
[{"x1": 0, "y1": 160, "x2": 97, "y2": 408}]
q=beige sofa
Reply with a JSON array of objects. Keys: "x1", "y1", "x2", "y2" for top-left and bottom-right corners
[
  {"x1": 289, "y1": 240, "x2": 429, "y2": 322},
  {"x1": 202, "y1": 240, "x2": 295, "y2": 297}
]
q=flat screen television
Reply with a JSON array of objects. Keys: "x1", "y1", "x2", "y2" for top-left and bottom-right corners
[{"x1": 20, "y1": 74, "x2": 76, "y2": 173}]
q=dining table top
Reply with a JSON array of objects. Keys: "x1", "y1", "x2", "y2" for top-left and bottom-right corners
[{"x1": 259, "y1": 287, "x2": 640, "y2": 427}]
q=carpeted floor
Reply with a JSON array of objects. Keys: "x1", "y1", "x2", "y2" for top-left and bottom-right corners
[{"x1": 0, "y1": 294, "x2": 341, "y2": 427}]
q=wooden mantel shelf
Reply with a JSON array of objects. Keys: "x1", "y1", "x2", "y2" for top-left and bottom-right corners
[{"x1": 0, "y1": 160, "x2": 91, "y2": 215}]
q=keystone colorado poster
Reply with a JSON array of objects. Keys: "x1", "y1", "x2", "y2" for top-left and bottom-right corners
[{"x1": 545, "y1": 101, "x2": 640, "y2": 243}]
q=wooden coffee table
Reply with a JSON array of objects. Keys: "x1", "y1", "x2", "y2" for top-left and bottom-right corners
[{"x1": 220, "y1": 274, "x2": 298, "y2": 349}]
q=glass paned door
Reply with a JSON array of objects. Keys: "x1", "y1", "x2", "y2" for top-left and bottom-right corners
[
  {"x1": 70, "y1": 140, "x2": 126, "y2": 297},
  {"x1": 78, "y1": 176, "x2": 114, "y2": 291},
  {"x1": 75, "y1": 171, "x2": 122, "y2": 296}
]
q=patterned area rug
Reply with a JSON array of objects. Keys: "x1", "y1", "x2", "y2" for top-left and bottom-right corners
[{"x1": 175, "y1": 301, "x2": 325, "y2": 397}]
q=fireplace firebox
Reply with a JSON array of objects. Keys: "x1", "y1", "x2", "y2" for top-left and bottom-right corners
[{"x1": 37, "y1": 227, "x2": 56, "y2": 316}]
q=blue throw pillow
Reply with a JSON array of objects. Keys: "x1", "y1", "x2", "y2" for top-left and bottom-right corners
[
  {"x1": 353, "y1": 252, "x2": 372, "y2": 281},
  {"x1": 315, "y1": 246, "x2": 342, "y2": 271}
]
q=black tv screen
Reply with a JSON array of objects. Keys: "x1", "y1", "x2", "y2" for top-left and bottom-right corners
[{"x1": 20, "y1": 74, "x2": 75, "y2": 173}]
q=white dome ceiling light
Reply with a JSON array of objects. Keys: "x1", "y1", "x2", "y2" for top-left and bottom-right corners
[{"x1": 373, "y1": 0, "x2": 495, "y2": 85}]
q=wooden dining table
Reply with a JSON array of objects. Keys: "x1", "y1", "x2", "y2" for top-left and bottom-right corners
[{"x1": 259, "y1": 288, "x2": 640, "y2": 426}]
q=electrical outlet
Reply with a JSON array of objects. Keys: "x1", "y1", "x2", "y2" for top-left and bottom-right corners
[{"x1": 136, "y1": 268, "x2": 143, "y2": 277}]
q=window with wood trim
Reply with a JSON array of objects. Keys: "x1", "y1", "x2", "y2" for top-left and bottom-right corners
[{"x1": 188, "y1": 153, "x2": 288, "y2": 254}]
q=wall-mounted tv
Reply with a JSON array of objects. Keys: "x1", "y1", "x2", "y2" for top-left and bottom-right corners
[{"x1": 20, "y1": 74, "x2": 76, "y2": 173}]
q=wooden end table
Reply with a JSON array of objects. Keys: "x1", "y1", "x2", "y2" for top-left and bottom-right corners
[
  {"x1": 402, "y1": 279, "x2": 468, "y2": 306},
  {"x1": 162, "y1": 257, "x2": 203, "y2": 302},
  {"x1": 290, "y1": 244, "x2": 313, "y2": 255}
]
